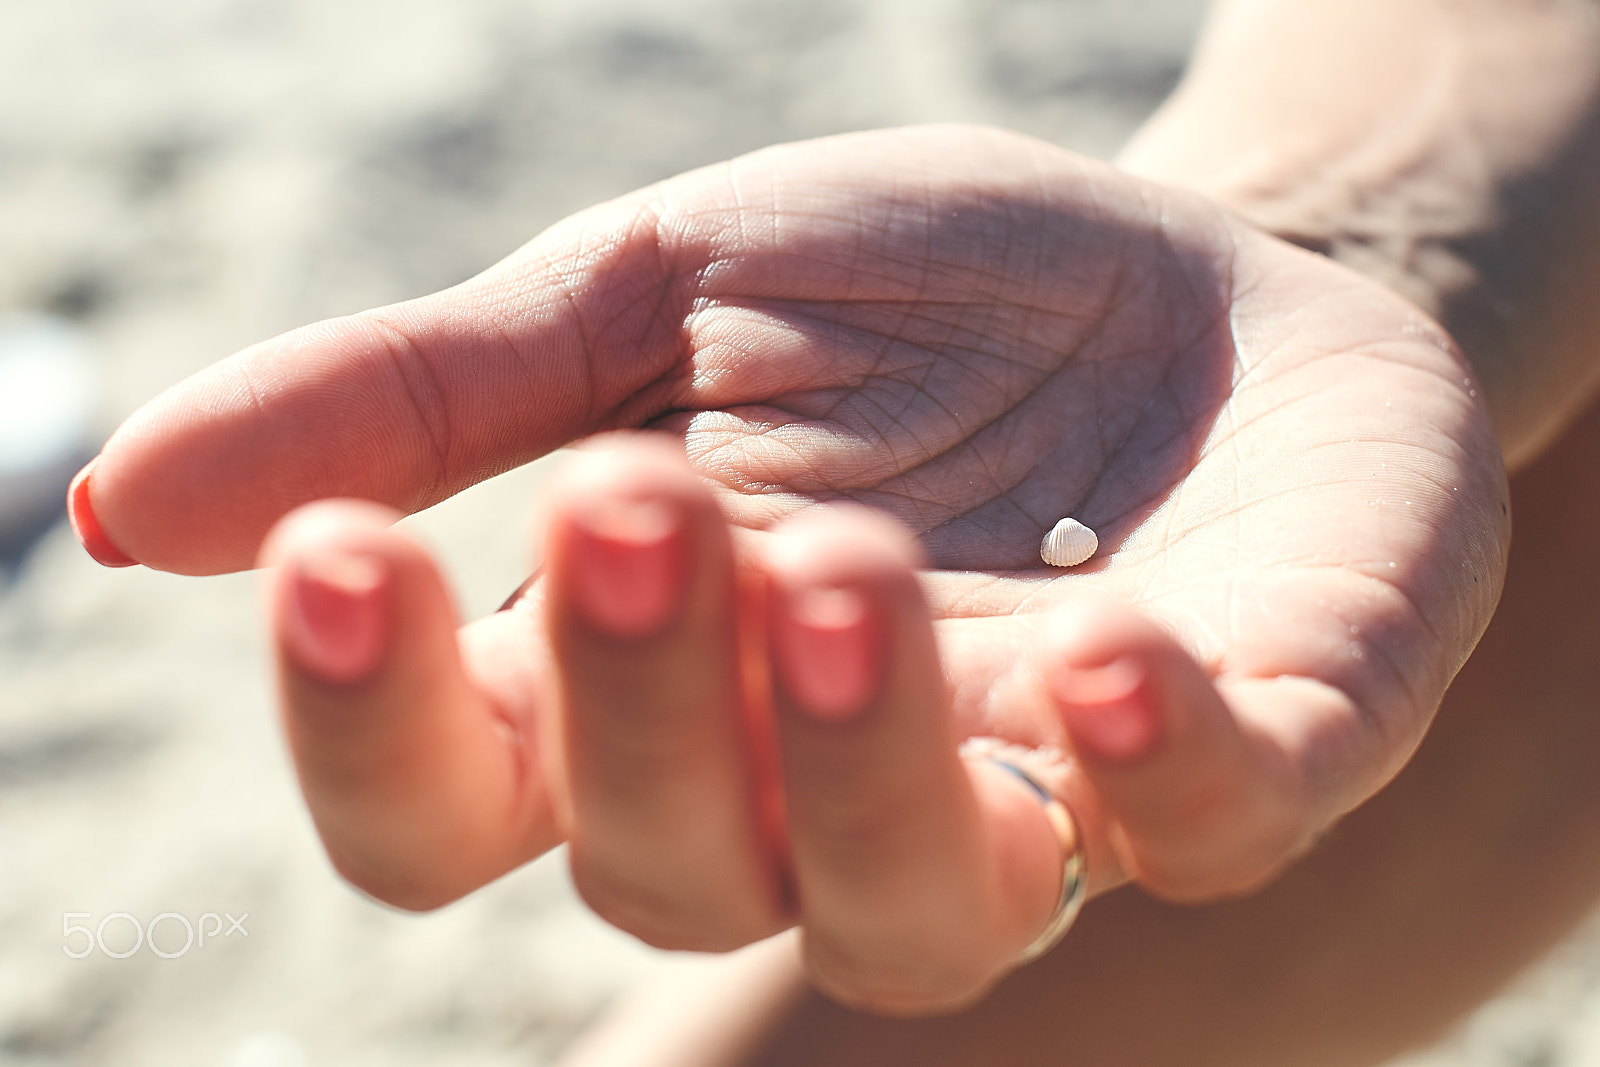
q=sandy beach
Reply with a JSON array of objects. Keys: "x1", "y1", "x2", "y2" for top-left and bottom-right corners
[{"x1": 5, "y1": 1, "x2": 1600, "y2": 1063}]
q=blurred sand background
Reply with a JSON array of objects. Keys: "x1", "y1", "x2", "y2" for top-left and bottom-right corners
[{"x1": 4, "y1": 1, "x2": 1600, "y2": 1064}]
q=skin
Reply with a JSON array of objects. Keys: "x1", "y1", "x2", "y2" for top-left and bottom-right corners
[
  {"x1": 553, "y1": 0, "x2": 1600, "y2": 1061},
  {"x1": 1122, "y1": 0, "x2": 1600, "y2": 469},
  {"x1": 84, "y1": 124, "x2": 1509, "y2": 1014},
  {"x1": 564, "y1": 355, "x2": 1600, "y2": 1067}
]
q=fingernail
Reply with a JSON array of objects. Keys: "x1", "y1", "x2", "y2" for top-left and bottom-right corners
[
  {"x1": 567, "y1": 497, "x2": 686, "y2": 638},
  {"x1": 67, "y1": 460, "x2": 137, "y2": 568},
  {"x1": 772, "y1": 585, "x2": 881, "y2": 721},
  {"x1": 1050, "y1": 656, "x2": 1161, "y2": 763},
  {"x1": 283, "y1": 549, "x2": 390, "y2": 684}
]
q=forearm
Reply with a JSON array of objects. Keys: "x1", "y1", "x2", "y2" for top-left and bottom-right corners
[{"x1": 1119, "y1": 0, "x2": 1600, "y2": 470}]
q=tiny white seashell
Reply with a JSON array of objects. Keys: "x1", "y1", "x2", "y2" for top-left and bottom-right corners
[{"x1": 1040, "y1": 517, "x2": 1098, "y2": 568}]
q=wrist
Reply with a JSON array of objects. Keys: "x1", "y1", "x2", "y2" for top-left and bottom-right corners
[{"x1": 1118, "y1": 0, "x2": 1600, "y2": 469}]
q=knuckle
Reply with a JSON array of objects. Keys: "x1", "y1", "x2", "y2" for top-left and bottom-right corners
[
  {"x1": 1137, "y1": 854, "x2": 1291, "y2": 904},
  {"x1": 1119, "y1": 747, "x2": 1322, "y2": 903},
  {"x1": 324, "y1": 844, "x2": 461, "y2": 913},
  {"x1": 803, "y1": 788, "x2": 920, "y2": 863},
  {"x1": 1127, "y1": 789, "x2": 1314, "y2": 903},
  {"x1": 352, "y1": 311, "x2": 454, "y2": 499},
  {"x1": 571, "y1": 861, "x2": 773, "y2": 953},
  {"x1": 804, "y1": 939, "x2": 996, "y2": 1018}
]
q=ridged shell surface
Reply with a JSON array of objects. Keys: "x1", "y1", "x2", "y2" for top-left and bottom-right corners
[{"x1": 1040, "y1": 517, "x2": 1097, "y2": 567}]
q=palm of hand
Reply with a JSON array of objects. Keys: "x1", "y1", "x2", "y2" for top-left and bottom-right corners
[{"x1": 605, "y1": 128, "x2": 1504, "y2": 790}]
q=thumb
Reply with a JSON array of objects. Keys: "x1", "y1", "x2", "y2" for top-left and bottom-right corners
[{"x1": 79, "y1": 193, "x2": 685, "y2": 575}]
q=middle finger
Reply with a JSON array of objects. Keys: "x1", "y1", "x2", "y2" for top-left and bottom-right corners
[{"x1": 545, "y1": 435, "x2": 787, "y2": 950}]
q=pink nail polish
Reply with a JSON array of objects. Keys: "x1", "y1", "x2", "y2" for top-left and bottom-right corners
[
  {"x1": 772, "y1": 586, "x2": 881, "y2": 721},
  {"x1": 567, "y1": 498, "x2": 686, "y2": 638},
  {"x1": 1050, "y1": 657, "x2": 1161, "y2": 763},
  {"x1": 67, "y1": 460, "x2": 137, "y2": 568},
  {"x1": 283, "y1": 550, "x2": 389, "y2": 684}
]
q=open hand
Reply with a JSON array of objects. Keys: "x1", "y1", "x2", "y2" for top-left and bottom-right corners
[{"x1": 78, "y1": 126, "x2": 1509, "y2": 1013}]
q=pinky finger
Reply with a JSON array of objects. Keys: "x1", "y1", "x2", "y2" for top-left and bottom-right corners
[{"x1": 1035, "y1": 597, "x2": 1321, "y2": 902}]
